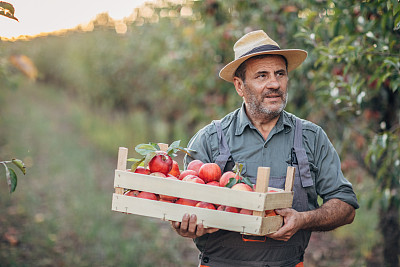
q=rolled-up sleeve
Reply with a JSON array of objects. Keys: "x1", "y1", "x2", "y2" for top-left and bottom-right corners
[{"x1": 314, "y1": 128, "x2": 359, "y2": 209}]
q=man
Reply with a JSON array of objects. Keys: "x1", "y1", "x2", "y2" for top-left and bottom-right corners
[{"x1": 171, "y1": 30, "x2": 359, "y2": 267}]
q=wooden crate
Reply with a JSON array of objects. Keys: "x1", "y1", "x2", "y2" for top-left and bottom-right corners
[{"x1": 111, "y1": 147, "x2": 295, "y2": 235}]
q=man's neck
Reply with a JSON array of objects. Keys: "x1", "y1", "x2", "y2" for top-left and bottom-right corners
[{"x1": 245, "y1": 109, "x2": 281, "y2": 140}]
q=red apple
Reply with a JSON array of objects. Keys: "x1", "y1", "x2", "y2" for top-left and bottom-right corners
[
  {"x1": 175, "y1": 198, "x2": 199, "y2": 206},
  {"x1": 219, "y1": 171, "x2": 240, "y2": 187},
  {"x1": 225, "y1": 206, "x2": 240, "y2": 213},
  {"x1": 265, "y1": 210, "x2": 277, "y2": 217},
  {"x1": 159, "y1": 175, "x2": 179, "y2": 201},
  {"x1": 206, "y1": 181, "x2": 220, "y2": 186},
  {"x1": 239, "y1": 208, "x2": 253, "y2": 215},
  {"x1": 186, "y1": 176, "x2": 206, "y2": 184},
  {"x1": 198, "y1": 163, "x2": 222, "y2": 183},
  {"x1": 137, "y1": 191, "x2": 158, "y2": 201},
  {"x1": 134, "y1": 166, "x2": 151, "y2": 175},
  {"x1": 179, "y1": 170, "x2": 198, "y2": 180},
  {"x1": 150, "y1": 172, "x2": 167, "y2": 178},
  {"x1": 231, "y1": 183, "x2": 254, "y2": 192},
  {"x1": 148, "y1": 151, "x2": 173, "y2": 175},
  {"x1": 181, "y1": 174, "x2": 198, "y2": 181},
  {"x1": 124, "y1": 190, "x2": 139, "y2": 197},
  {"x1": 217, "y1": 205, "x2": 239, "y2": 213},
  {"x1": 168, "y1": 160, "x2": 181, "y2": 177},
  {"x1": 187, "y1": 159, "x2": 204, "y2": 175},
  {"x1": 195, "y1": 201, "x2": 216, "y2": 210},
  {"x1": 159, "y1": 199, "x2": 175, "y2": 203}
]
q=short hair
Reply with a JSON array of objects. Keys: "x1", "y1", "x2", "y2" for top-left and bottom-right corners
[{"x1": 234, "y1": 54, "x2": 288, "y2": 82}]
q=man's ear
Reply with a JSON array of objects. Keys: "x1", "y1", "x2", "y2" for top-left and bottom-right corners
[{"x1": 233, "y1": 77, "x2": 244, "y2": 97}]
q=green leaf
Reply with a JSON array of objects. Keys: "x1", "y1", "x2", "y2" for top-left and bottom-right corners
[
  {"x1": 149, "y1": 142, "x2": 160, "y2": 150},
  {"x1": 3, "y1": 162, "x2": 18, "y2": 193},
  {"x1": 130, "y1": 158, "x2": 145, "y2": 172},
  {"x1": 8, "y1": 168, "x2": 17, "y2": 193},
  {"x1": 241, "y1": 176, "x2": 254, "y2": 189},
  {"x1": 0, "y1": 1, "x2": 18, "y2": 21},
  {"x1": 168, "y1": 140, "x2": 181, "y2": 150},
  {"x1": 142, "y1": 151, "x2": 157, "y2": 168},
  {"x1": 225, "y1": 177, "x2": 238, "y2": 188},
  {"x1": 12, "y1": 158, "x2": 26, "y2": 175},
  {"x1": 394, "y1": 15, "x2": 400, "y2": 31},
  {"x1": 135, "y1": 143, "x2": 157, "y2": 156},
  {"x1": 232, "y1": 162, "x2": 243, "y2": 175}
]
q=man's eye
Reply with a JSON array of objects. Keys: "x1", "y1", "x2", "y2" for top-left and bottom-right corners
[{"x1": 277, "y1": 72, "x2": 286, "y2": 77}]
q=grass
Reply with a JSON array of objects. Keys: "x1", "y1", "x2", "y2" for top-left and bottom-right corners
[{"x1": 0, "y1": 82, "x2": 198, "y2": 267}]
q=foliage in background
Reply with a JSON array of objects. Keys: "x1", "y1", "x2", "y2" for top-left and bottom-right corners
[
  {"x1": 0, "y1": 1, "x2": 28, "y2": 193},
  {"x1": 2, "y1": 0, "x2": 399, "y2": 265},
  {"x1": 296, "y1": 1, "x2": 400, "y2": 266}
]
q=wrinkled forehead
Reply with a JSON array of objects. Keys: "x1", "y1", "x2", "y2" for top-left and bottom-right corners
[{"x1": 245, "y1": 54, "x2": 288, "y2": 70}]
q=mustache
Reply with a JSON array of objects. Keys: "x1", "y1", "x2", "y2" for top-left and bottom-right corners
[{"x1": 262, "y1": 90, "x2": 285, "y2": 98}]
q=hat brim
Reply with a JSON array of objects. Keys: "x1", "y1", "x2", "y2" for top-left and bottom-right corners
[{"x1": 219, "y1": 49, "x2": 307, "y2": 83}]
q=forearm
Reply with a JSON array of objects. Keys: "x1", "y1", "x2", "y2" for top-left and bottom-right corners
[{"x1": 300, "y1": 198, "x2": 355, "y2": 231}]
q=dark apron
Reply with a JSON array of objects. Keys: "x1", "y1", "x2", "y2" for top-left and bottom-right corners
[{"x1": 195, "y1": 118, "x2": 313, "y2": 267}]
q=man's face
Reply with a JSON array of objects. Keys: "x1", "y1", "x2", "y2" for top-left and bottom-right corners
[{"x1": 234, "y1": 55, "x2": 289, "y2": 121}]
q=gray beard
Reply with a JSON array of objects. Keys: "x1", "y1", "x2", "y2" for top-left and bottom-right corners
[{"x1": 246, "y1": 91, "x2": 288, "y2": 121}]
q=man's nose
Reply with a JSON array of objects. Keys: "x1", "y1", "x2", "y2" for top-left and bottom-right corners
[{"x1": 266, "y1": 76, "x2": 280, "y2": 90}]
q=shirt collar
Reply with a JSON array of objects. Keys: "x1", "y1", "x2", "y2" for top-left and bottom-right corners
[{"x1": 235, "y1": 102, "x2": 294, "y2": 135}]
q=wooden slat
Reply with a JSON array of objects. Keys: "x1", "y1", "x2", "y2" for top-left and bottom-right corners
[
  {"x1": 259, "y1": 216, "x2": 284, "y2": 235},
  {"x1": 253, "y1": 167, "x2": 270, "y2": 217},
  {"x1": 115, "y1": 147, "x2": 128, "y2": 195},
  {"x1": 263, "y1": 191, "x2": 294, "y2": 210},
  {"x1": 111, "y1": 193, "x2": 282, "y2": 235},
  {"x1": 114, "y1": 170, "x2": 273, "y2": 211},
  {"x1": 285, "y1": 166, "x2": 296, "y2": 192}
]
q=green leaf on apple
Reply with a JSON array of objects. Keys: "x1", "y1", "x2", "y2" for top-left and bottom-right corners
[
  {"x1": 166, "y1": 140, "x2": 193, "y2": 157},
  {"x1": 232, "y1": 162, "x2": 244, "y2": 175},
  {"x1": 129, "y1": 158, "x2": 145, "y2": 172},
  {"x1": 241, "y1": 176, "x2": 254, "y2": 190},
  {"x1": 135, "y1": 143, "x2": 157, "y2": 156},
  {"x1": 225, "y1": 177, "x2": 238, "y2": 188},
  {"x1": 149, "y1": 142, "x2": 160, "y2": 150}
]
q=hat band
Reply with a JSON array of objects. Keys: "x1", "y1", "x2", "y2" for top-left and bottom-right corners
[{"x1": 239, "y1": 44, "x2": 281, "y2": 59}]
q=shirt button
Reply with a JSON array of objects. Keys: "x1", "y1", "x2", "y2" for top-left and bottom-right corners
[{"x1": 203, "y1": 257, "x2": 209, "y2": 263}]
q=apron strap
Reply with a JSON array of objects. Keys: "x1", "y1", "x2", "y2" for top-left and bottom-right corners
[
  {"x1": 293, "y1": 118, "x2": 314, "y2": 187},
  {"x1": 213, "y1": 120, "x2": 232, "y2": 172}
]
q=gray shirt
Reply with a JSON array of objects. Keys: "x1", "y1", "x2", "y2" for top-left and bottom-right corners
[{"x1": 185, "y1": 103, "x2": 359, "y2": 210}]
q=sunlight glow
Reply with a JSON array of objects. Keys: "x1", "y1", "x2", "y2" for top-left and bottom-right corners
[{"x1": 0, "y1": 0, "x2": 151, "y2": 39}]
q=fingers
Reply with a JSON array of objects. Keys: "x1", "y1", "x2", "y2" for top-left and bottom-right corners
[
  {"x1": 266, "y1": 208, "x2": 302, "y2": 241},
  {"x1": 267, "y1": 225, "x2": 292, "y2": 241},
  {"x1": 171, "y1": 214, "x2": 212, "y2": 238}
]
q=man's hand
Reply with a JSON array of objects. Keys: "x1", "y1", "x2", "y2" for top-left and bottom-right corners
[
  {"x1": 267, "y1": 199, "x2": 356, "y2": 241},
  {"x1": 171, "y1": 213, "x2": 219, "y2": 238},
  {"x1": 266, "y1": 208, "x2": 304, "y2": 241}
]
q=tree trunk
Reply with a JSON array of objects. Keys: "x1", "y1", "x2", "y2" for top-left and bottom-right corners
[
  {"x1": 380, "y1": 85, "x2": 400, "y2": 267},
  {"x1": 380, "y1": 200, "x2": 400, "y2": 267}
]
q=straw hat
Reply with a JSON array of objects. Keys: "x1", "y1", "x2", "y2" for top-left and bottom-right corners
[{"x1": 219, "y1": 30, "x2": 307, "y2": 82}]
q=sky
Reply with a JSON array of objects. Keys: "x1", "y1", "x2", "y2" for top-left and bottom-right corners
[{"x1": 0, "y1": 0, "x2": 151, "y2": 39}]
